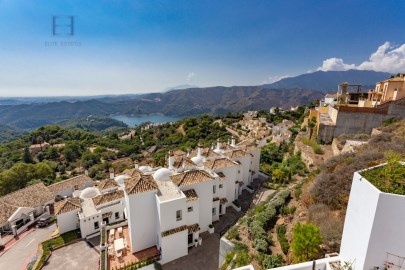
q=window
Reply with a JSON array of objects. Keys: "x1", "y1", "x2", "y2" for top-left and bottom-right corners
[
  {"x1": 188, "y1": 206, "x2": 193, "y2": 212},
  {"x1": 115, "y1": 212, "x2": 119, "y2": 219},
  {"x1": 238, "y1": 170, "x2": 240, "y2": 174},
  {"x1": 212, "y1": 207, "x2": 216, "y2": 216},
  {"x1": 94, "y1": 221, "x2": 99, "y2": 230},
  {"x1": 176, "y1": 210, "x2": 182, "y2": 221},
  {"x1": 219, "y1": 184, "x2": 223, "y2": 189},
  {"x1": 213, "y1": 185, "x2": 216, "y2": 194}
]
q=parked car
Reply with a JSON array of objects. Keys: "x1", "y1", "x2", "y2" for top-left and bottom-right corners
[{"x1": 37, "y1": 214, "x2": 52, "y2": 228}]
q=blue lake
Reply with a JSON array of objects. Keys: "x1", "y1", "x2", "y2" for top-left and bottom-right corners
[{"x1": 111, "y1": 114, "x2": 183, "y2": 127}]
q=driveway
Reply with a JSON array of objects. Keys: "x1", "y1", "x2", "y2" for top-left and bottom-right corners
[
  {"x1": 0, "y1": 223, "x2": 56, "y2": 270},
  {"x1": 42, "y1": 240, "x2": 99, "y2": 270},
  {"x1": 163, "y1": 232, "x2": 219, "y2": 270}
]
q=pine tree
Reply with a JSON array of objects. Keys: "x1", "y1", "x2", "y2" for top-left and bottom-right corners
[
  {"x1": 291, "y1": 222, "x2": 323, "y2": 262},
  {"x1": 22, "y1": 147, "x2": 33, "y2": 164}
]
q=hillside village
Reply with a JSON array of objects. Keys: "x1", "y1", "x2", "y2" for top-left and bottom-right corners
[{"x1": 0, "y1": 76, "x2": 404, "y2": 270}]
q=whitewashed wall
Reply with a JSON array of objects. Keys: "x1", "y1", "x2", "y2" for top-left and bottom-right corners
[
  {"x1": 57, "y1": 210, "x2": 79, "y2": 234},
  {"x1": 126, "y1": 190, "x2": 158, "y2": 253},
  {"x1": 160, "y1": 230, "x2": 188, "y2": 264}
]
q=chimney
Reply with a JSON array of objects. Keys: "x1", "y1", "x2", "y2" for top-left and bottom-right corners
[
  {"x1": 134, "y1": 160, "x2": 139, "y2": 169},
  {"x1": 216, "y1": 138, "x2": 221, "y2": 151},
  {"x1": 109, "y1": 169, "x2": 115, "y2": 179},
  {"x1": 85, "y1": 170, "x2": 88, "y2": 176},
  {"x1": 231, "y1": 136, "x2": 236, "y2": 147},
  {"x1": 197, "y1": 143, "x2": 203, "y2": 157},
  {"x1": 168, "y1": 150, "x2": 174, "y2": 170}
]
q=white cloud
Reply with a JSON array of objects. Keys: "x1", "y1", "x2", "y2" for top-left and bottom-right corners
[
  {"x1": 186, "y1": 72, "x2": 196, "y2": 82},
  {"x1": 317, "y1": 58, "x2": 355, "y2": 71},
  {"x1": 317, "y1": 42, "x2": 405, "y2": 73},
  {"x1": 262, "y1": 74, "x2": 290, "y2": 84}
]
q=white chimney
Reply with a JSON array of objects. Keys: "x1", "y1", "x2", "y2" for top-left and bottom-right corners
[
  {"x1": 197, "y1": 143, "x2": 203, "y2": 157},
  {"x1": 85, "y1": 170, "x2": 88, "y2": 176},
  {"x1": 231, "y1": 136, "x2": 236, "y2": 147},
  {"x1": 216, "y1": 138, "x2": 221, "y2": 151},
  {"x1": 134, "y1": 160, "x2": 139, "y2": 169},
  {"x1": 109, "y1": 171, "x2": 115, "y2": 179},
  {"x1": 168, "y1": 150, "x2": 175, "y2": 170}
]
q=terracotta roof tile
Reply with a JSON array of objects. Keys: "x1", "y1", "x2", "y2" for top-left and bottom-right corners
[
  {"x1": 183, "y1": 189, "x2": 199, "y2": 201},
  {"x1": 173, "y1": 150, "x2": 186, "y2": 156},
  {"x1": 48, "y1": 175, "x2": 92, "y2": 196},
  {"x1": 92, "y1": 190, "x2": 124, "y2": 206},
  {"x1": 98, "y1": 179, "x2": 119, "y2": 191},
  {"x1": 1, "y1": 183, "x2": 54, "y2": 209},
  {"x1": 204, "y1": 158, "x2": 237, "y2": 170},
  {"x1": 54, "y1": 197, "x2": 81, "y2": 215},
  {"x1": 187, "y1": 223, "x2": 200, "y2": 233},
  {"x1": 0, "y1": 201, "x2": 18, "y2": 224},
  {"x1": 170, "y1": 170, "x2": 213, "y2": 187},
  {"x1": 161, "y1": 225, "x2": 188, "y2": 237},
  {"x1": 173, "y1": 156, "x2": 196, "y2": 169},
  {"x1": 190, "y1": 147, "x2": 220, "y2": 158},
  {"x1": 125, "y1": 174, "x2": 158, "y2": 195},
  {"x1": 225, "y1": 149, "x2": 248, "y2": 159}
]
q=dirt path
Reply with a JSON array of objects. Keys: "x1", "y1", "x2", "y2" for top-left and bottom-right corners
[{"x1": 177, "y1": 124, "x2": 186, "y2": 136}]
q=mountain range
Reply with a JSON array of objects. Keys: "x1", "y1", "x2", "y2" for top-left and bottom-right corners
[
  {"x1": 263, "y1": 70, "x2": 390, "y2": 92},
  {"x1": 0, "y1": 69, "x2": 391, "y2": 131}
]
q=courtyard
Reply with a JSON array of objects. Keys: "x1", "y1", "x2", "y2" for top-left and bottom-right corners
[{"x1": 42, "y1": 240, "x2": 99, "y2": 270}]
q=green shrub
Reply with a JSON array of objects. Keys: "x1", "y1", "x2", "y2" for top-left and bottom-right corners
[
  {"x1": 262, "y1": 254, "x2": 283, "y2": 268},
  {"x1": 276, "y1": 225, "x2": 289, "y2": 255},
  {"x1": 254, "y1": 238, "x2": 268, "y2": 252},
  {"x1": 226, "y1": 226, "x2": 240, "y2": 240}
]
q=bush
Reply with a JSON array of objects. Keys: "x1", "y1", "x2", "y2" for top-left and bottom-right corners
[
  {"x1": 276, "y1": 225, "x2": 289, "y2": 255},
  {"x1": 254, "y1": 238, "x2": 268, "y2": 252},
  {"x1": 262, "y1": 254, "x2": 283, "y2": 268},
  {"x1": 226, "y1": 226, "x2": 240, "y2": 240},
  {"x1": 154, "y1": 262, "x2": 162, "y2": 270}
]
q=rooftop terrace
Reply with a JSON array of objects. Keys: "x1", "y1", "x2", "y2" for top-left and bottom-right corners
[{"x1": 360, "y1": 162, "x2": 405, "y2": 195}]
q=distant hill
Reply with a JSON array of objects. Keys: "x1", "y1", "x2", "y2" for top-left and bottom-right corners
[
  {"x1": 56, "y1": 116, "x2": 128, "y2": 133},
  {"x1": 0, "y1": 124, "x2": 27, "y2": 143},
  {"x1": 263, "y1": 70, "x2": 391, "y2": 92},
  {"x1": 0, "y1": 87, "x2": 323, "y2": 129}
]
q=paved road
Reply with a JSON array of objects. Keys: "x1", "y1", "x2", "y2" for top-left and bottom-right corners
[{"x1": 0, "y1": 224, "x2": 56, "y2": 270}]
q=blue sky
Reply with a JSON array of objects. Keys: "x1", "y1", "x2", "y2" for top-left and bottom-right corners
[{"x1": 0, "y1": 0, "x2": 405, "y2": 96}]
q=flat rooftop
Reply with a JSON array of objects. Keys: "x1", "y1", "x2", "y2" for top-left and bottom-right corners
[
  {"x1": 360, "y1": 163, "x2": 405, "y2": 195},
  {"x1": 156, "y1": 180, "x2": 184, "y2": 202},
  {"x1": 79, "y1": 198, "x2": 98, "y2": 218}
]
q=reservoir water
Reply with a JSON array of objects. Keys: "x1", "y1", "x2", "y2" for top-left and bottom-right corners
[{"x1": 111, "y1": 114, "x2": 183, "y2": 127}]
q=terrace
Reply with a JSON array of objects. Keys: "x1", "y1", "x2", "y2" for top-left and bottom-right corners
[
  {"x1": 106, "y1": 226, "x2": 160, "y2": 270},
  {"x1": 360, "y1": 161, "x2": 405, "y2": 195}
]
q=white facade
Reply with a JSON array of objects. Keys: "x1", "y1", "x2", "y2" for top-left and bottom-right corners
[
  {"x1": 126, "y1": 190, "x2": 158, "y2": 253},
  {"x1": 123, "y1": 140, "x2": 261, "y2": 265},
  {"x1": 57, "y1": 209, "x2": 79, "y2": 234}
]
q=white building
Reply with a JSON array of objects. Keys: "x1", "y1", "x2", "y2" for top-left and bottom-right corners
[
  {"x1": 123, "y1": 139, "x2": 260, "y2": 264},
  {"x1": 237, "y1": 163, "x2": 405, "y2": 270},
  {"x1": 55, "y1": 179, "x2": 126, "y2": 238},
  {"x1": 0, "y1": 183, "x2": 54, "y2": 237}
]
